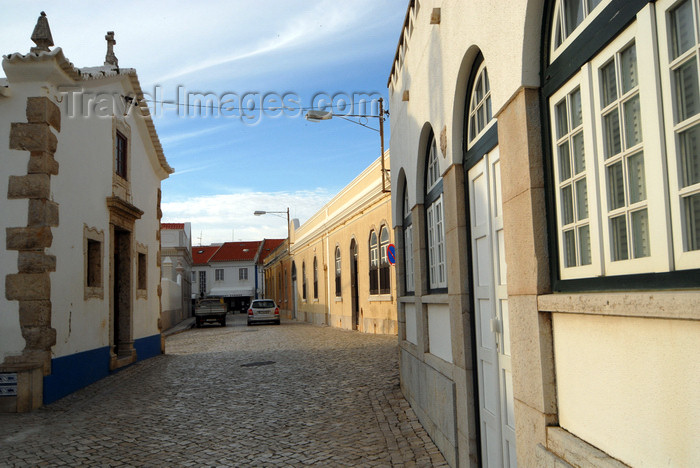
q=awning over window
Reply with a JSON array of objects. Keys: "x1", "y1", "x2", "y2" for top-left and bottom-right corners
[{"x1": 208, "y1": 287, "x2": 254, "y2": 297}]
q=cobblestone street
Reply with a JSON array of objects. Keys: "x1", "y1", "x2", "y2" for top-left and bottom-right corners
[{"x1": 0, "y1": 315, "x2": 447, "y2": 467}]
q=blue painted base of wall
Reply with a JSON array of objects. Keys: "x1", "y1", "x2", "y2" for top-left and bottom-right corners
[
  {"x1": 43, "y1": 334, "x2": 162, "y2": 405},
  {"x1": 133, "y1": 334, "x2": 162, "y2": 361}
]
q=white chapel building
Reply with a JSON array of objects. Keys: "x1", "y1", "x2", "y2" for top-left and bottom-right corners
[{"x1": 0, "y1": 13, "x2": 173, "y2": 411}]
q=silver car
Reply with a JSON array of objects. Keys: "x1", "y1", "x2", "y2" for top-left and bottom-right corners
[{"x1": 247, "y1": 299, "x2": 281, "y2": 325}]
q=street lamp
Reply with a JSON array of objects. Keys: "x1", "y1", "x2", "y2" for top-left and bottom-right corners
[
  {"x1": 305, "y1": 97, "x2": 389, "y2": 193},
  {"x1": 254, "y1": 208, "x2": 292, "y2": 303},
  {"x1": 254, "y1": 208, "x2": 291, "y2": 249}
]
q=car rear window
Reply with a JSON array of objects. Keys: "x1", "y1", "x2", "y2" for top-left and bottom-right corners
[{"x1": 253, "y1": 300, "x2": 276, "y2": 308}]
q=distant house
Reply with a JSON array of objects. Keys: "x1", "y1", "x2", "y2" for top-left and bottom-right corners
[
  {"x1": 160, "y1": 223, "x2": 193, "y2": 330},
  {"x1": 0, "y1": 13, "x2": 173, "y2": 412},
  {"x1": 191, "y1": 239, "x2": 284, "y2": 313}
]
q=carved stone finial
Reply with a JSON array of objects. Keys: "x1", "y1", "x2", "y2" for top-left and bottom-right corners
[
  {"x1": 104, "y1": 31, "x2": 118, "y2": 67},
  {"x1": 30, "y1": 11, "x2": 54, "y2": 54}
]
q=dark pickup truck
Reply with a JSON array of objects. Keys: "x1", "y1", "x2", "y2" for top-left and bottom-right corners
[{"x1": 194, "y1": 298, "x2": 227, "y2": 327}]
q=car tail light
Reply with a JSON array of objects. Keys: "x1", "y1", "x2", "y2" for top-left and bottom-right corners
[
  {"x1": 274, "y1": 307, "x2": 279, "y2": 315},
  {"x1": 248, "y1": 309, "x2": 253, "y2": 315}
]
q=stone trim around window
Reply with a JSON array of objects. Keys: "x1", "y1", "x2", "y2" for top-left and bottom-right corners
[
  {"x1": 135, "y1": 242, "x2": 148, "y2": 299},
  {"x1": 112, "y1": 116, "x2": 131, "y2": 200},
  {"x1": 84, "y1": 225, "x2": 105, "y2": 300}
]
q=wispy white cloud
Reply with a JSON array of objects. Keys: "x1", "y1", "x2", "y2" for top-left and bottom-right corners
[
  {"x1": 150, "y1": 1, "x2": 378, "y2": 84},
  {"x1": 159, "y1": 124, "x2": 230, "y2": 145},
  {"x1": 161, "y1": 188, "x2": 332, "y2": 245}
]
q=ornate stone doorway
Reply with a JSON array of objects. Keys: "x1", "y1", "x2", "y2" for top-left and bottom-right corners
[
  {"x1": 107, "y1": 197, "x2": 142, "y2": 370},
  {"x1": 112, "y1": 228, "x2": 133, "y2": 363}
]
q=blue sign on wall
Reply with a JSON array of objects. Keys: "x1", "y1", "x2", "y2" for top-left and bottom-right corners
[{"x1": 387, "y1": 244, "x2": 396, "y2": 265}]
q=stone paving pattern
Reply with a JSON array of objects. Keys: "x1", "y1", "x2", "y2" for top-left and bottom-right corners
[{"x1": 0, "y1": 315, "x2": 447, "y2": 467}]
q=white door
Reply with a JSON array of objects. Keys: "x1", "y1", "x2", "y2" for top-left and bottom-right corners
[{"x1": 468, "y1": 147, "x2": 516, "y2": 468}]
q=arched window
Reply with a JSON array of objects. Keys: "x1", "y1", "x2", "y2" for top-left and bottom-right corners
[
  {"x1": 425, "y1": 135, "x2": 447, "y2": 290},
  {"x1": 302, "y1": 262, "x2": 307, "y2": 300},
  {"x1": 369, "y1": 230, "x2": 379, "y2": 294},
  {"x1": 550, "y1": 0, "x2": 608, "y2": 59},
  {"x1": 467, "y1": 62, "x2": 493, "y2": 144},
  {"x1": 379, "y1": 226, "x2": 391, "y2": 294},
  {"x1": 313, "y1": 257, "x2": 318, "y2": 299},
  {"x1": 403, "y1": 184, "x2": 414, "y2": 293},
  {"x1": 335, "y1": 247, "x2": 342, "y2": 297},
  {"x1": 543, "y1": 0, "x2": 699, "y2": 286}
]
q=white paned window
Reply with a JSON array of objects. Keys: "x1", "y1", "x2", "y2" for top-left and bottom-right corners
[
  {"x1": 379, "y1": 226, "x2": 391, "y2": 294},
  {"x1": 369, "y1": 231, "x2": 379, "y2": 295},
  {"x1": 549, "y1": 3, "x2": 698, "y2": 279},
  {"x1": 590, "y1": 35, "x2": 662, "y2": 275},
  {"x1": 427, "y1": 194, "x2": 447, "y2": 289},
  {"x1": 658, "y1": 0, "x2": 700, "y2": 269},
  {"x1": 426, "y1": 133, "x2": 447, "y2": 290},
  {"x1": 404, "y1": 224, "x2": 415, "y2": 293},
  {"x1": 468, "y1": 63, "x2": 493, "y2": 144},
  {"x1": 215, "y1": 268, "x2": 224, "y2": 281},
  {"x1": 551, "y1": 0, "x2": 611, "y2": 60},
  {"x1": 427, "y1": 138, "x2": 440, "y2": 191},
  {"x1": 551, "y1": 82, "x2": 599, "y2": 277},
  {"x1": 403, "y1": 187, "x2": 415, "y2": 293},
  {"x1": 239, "y1": 268, "x2": 248, "y2": 281}
]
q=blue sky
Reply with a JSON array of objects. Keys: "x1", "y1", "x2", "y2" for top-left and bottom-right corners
[{"x1": 1, "y1": 1, "x2": 407, "y2": 244}]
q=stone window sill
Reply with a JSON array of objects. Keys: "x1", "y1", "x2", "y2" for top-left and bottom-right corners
[
  {"x1": 84, "y1": 286, "x2": 104, "y2": 301},
  {"x1": 538, "y1": 290, "x2": 700, "y2": 321},
  {"x1": 369, "y1": 294, "x2": 393, "y2": 302}
]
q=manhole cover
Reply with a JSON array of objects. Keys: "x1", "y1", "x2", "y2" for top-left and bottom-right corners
[{"x1": 241, "y1": 361, "x2": 275, "y2": 368}]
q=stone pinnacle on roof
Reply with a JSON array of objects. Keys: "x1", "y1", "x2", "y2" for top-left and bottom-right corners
[
  {"x1": 30, "y1": 11, "x2": 54, "y2": 54},
  {"x1": 105, "y1": 31, "x2": 118, "y2": 67}
]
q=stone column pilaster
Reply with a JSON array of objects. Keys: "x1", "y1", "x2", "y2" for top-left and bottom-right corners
[
  {"x1": 2, "y1": 97, "x2": 60, "y2": 411},
  {"x1": 498, "y1": 87, "x2": 557, "y2": 468}
]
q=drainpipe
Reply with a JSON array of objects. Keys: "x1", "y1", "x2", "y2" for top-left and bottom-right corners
[{"x1": 254, "y1": 264, "x2": 258, "y2": 299}]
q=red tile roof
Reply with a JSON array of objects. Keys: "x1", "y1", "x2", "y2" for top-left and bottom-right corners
[
  {"x1": 259, "y1": 238, "x2": 286, "y2": 263},
  {"x1": 192, "y1": 245, "x2": 220, "y2": 265},
  {"x1": 161, "y1": 223, "x2": 185, "y2": 230},
  {"x1": 210, "y1": 241, "x2": 261, "y2": 262}
]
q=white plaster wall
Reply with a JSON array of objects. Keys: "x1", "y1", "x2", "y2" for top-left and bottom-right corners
[
  {"x1": 195, "y1": 261, "x2": 256, "y2": 297},
  {"x1": 209, "y1": 261, "x2": 256, "y2": 295},
  {"x1": 48, "y1": 77, "x2": 165, "y2": 355},
  {"x1": 0, "y1": 83, "x2": 34, "y2": 362},
  {"x1": 405, "y1": 303, "x2": 418, "y2": 345},
  {"x1": 389, "y1": 0, "x2": 543, "y2": 224},
  {"x1": 427, "y1": 303, "x2": 452, "y2": 363},
  {"x1": 553, "y1": 313, "x2": 700, "y2": 467},
  {"x1": 161, "y1": 229, "x2": 179, "y2": 247},
  {"x1": 161, "y1": 278, "x2": 181, "y2": 313},
  {"x1": 49, "y1": 85, "x2": 113, "y2": 357},
  {"x1": 129, "y1": 106, "x2": 163, "y2": 341}
]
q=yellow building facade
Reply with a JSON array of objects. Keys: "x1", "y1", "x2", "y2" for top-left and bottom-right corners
[{"x1": 264, "y1": 154, "x2": 397, "y2": 334}]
